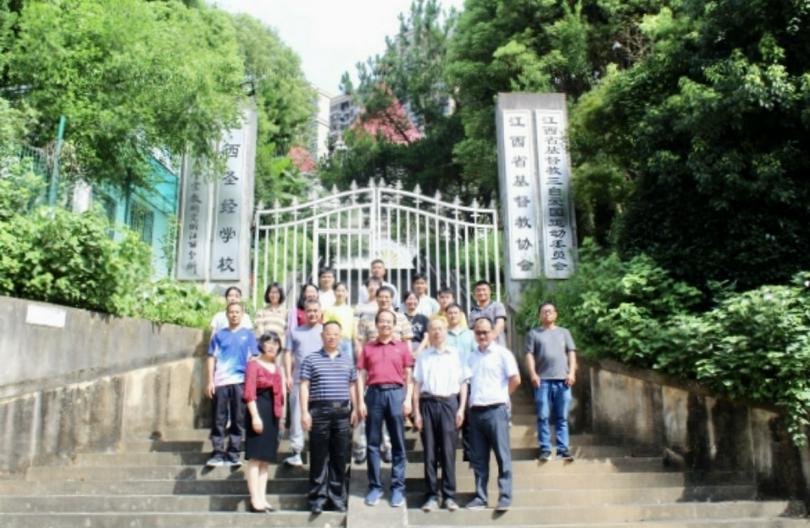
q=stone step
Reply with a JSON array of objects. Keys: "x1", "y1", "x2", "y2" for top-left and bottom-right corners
[
  {"x1": 0, "y1": 512, "x2": 344, "y2": 527},
  {"x1": 74, "y1": 447, "x2": 637, "y2": 468},
  {"x1": 0, "y1": 485, "x2": 758, "y2": 510},
  {"x1": 0, "y1": 494, "x2": 311, "y2": 512},
  {"x1": 119, "y1": 434, "x2": 616, "y2": 454},
  {"x1": 0, "y1": 479, "x2": 308, "y2": 496},
  {"x1": 27, "y1": 458, "x2": 681, "y2": 483},
  {"x1": 405, "y1": 500, "x2": 805, "y2": 525},
  {"x1": 402, "y1": 485, "x2": 758, "y2": 507},
  {"x1": 417, "y1": 521, "x2": 810, "y2": 528},
  {"x1": 406, "y1": 471, "x2": 751, "y2": 491},
  {"x1": 406, "y1": 444, "x2": 633, "y2": 461}
]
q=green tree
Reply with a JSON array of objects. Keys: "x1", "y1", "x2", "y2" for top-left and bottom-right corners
[
  {"x1": 227, "y1": 12, "x2": 314, "y2": 206},
  {"x1": 445, "y1": 0, "x2": 668, "y2": 203},
  {"x1": 5, "y1": 0, "x2": 244, "y2": 189},
  {"x1": 573, "y1": 0, "x2": 810, "y2": 288}
]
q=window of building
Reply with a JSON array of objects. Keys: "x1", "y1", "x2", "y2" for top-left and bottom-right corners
[{"x1": 129, "y1": 202, "x2": 154, "y2": 245}]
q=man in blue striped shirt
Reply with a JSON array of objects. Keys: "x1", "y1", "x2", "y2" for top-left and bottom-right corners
[{"x1": 300, "y1": 321, "x2": 359, "y2": 514}]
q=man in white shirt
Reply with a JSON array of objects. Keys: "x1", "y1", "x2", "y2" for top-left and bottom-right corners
[
  {"x1": 412, "y1": 273, "x2": 439, "y2": 317},
  {"x1": 357, "y1": 259, "x2": 399, "y2": 307},
  {"x1": 465, "y1": 318, "x2": 520, "y2": 513},
  {"x1": 317, "y1": 268, "x2": 336, "y2": 310},
  {"x1": 413, "y1": 317, "x2": 468, "y2": 512}
]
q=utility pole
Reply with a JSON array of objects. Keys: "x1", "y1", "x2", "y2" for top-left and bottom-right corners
[{"x1": 48, "y1": 115, "x2": 67, "y2": 206}]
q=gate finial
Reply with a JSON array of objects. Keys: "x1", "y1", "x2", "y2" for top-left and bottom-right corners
[{"x1": 413, "y1": 183, "x2": 422, "y2": 196}]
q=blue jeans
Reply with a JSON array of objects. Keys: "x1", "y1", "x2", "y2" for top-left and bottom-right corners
[
  {"x1": 365, "y1": 386, "x2": 407, "y2": 493},
  {"x1": 534, "y1": 380, "x2": 572, "y2": 453},
  {"x1": 468, "y1": 404, "x2": 512, "y2": 503}
]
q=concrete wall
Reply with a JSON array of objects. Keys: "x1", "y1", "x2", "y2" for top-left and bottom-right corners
[
  {"x1": 0, "y1": 296, "x2": 206, "y2": 399},
  {"x1": 0, "y1": 296, "x2": 209, "y2": 475},
  {"x1": 581, "y1": 358, "x2": 809, "y2": 501}
]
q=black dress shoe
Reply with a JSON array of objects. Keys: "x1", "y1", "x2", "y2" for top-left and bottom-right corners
[
  {"x1": 331, "y1": 502, "x2": 347, "y2": 512},
  {"x1": 248, "y1": 504, "x2": 273, "y2": 513},
  {"x1": 311, "y1": 503, "x2": 324, "y2": 514}
]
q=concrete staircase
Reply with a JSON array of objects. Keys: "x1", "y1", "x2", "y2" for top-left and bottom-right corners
[
  {"x1": 0, "y1": 432, "x2": 342, "y2": 527},
  {"x1": 0, "y1": 390, "x2": 807, "y2": 527},
  {"x1": 399, "y1": 392, "x2": 810, "y2": 528}
]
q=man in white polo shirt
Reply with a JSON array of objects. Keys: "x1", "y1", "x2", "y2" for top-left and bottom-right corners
[
  {"x1": 465, "y1": 318, "x2": 520, "y2": 513},
  {"x1": 413, "y1": 317, "x2": 468, "y2": 513}
]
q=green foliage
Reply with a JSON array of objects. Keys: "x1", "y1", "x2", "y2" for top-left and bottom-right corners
[
  {"x1": 129, "y1": 278, "x2": 221, "y2": 328},
  {"x1": 445, "y1": 0, "x2": 667, "y2": 202},
  {"x1": 6, "y1": 0, "x2": 245, "y2": 189},
  {"x1": 519, "y1": 244, "x2": 810, "y2": 445},
  {"x1": 0, "y1": 207, "x2": 152, "y2": 314},
  {"x1": 571, "y1": 0, "x2": 810, "y2": 288},
  {"x1": 227, "y1": 13, "x2": 314, "y2": 206},
  {"x1": 322, "y1": 0, "x2": 465, "y2": 198}
]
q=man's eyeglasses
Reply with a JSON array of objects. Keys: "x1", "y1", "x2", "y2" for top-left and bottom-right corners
[{"x1": 474, "y1": 330, "x2": 490, "y2": 336}]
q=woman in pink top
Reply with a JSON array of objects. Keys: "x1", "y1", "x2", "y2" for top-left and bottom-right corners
[{"x1": 244, "y1": 332, "x2": 285, "y2": 513}]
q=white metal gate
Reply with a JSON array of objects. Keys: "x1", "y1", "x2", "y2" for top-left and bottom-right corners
[{"x1": 252, "y1": 179, "x2": 501, "y2": 312}]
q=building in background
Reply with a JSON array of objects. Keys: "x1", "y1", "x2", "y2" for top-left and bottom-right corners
[{"x1": 329, "y1": 94, "x2": 361, "y2": 148}]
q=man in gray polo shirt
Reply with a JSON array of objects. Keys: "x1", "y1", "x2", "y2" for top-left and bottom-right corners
[
  {"x1": 525, "y1": 301, "x2": 577, "y2": 462},
  {"x1": 468, "y1": 280, "x2": 508, "y2": 346}
]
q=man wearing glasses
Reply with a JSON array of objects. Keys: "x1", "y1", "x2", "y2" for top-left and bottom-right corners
[{"x1": 465, "y1": 318, "x2": 520, "y2": 512}]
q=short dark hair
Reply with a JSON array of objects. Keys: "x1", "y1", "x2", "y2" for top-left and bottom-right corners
[
  {"x1": 303, "y1": 299, "x2": 321, "y2": 310},
  {"x1": 323, "y1": 320, "x2": 342, "y2": 332},
  {"x1": 375, "y1": 308, "x2": 396, "y2": 324},
  {"x1": 263, "y1": 282, "x2": 285, "y2": 305},
  {"x1": 474, "y1": 280, "x2": 491, "y2": 289},
  {"x1": 412, "y1": 273, "x2": 427, "y2": 283},
  {"x1": 376, "y1": 285, "x2": 395, "y2": 298},
  {"x1": 538, "y1": 301, "x2": 557, "y2": 314},
  {"x1": 226, "y1": 301, "x2": 243, "y2": 311},
  {"x1": 224, "y1": 286, "x2": 241, "y2": 298},
  {"x1": 473, "y1": 317, "x2": 493, "y2": 329},
  {"x1": 297, "y1": 283, "x2": 318, "y2": 310},
  {"x1": 437, "y1": 287, "x2": 454, "y2": 297},
  {"x1": 258, "y1": 331, "x2": 282, "y2": 352},
  {"x1": 445, "y1": 302, "x2": 462, "y2": 312},
  {"x1": 365, "y1": 276, "x2": 382, "y2": 287},
  {"x1": 401, "y1": 290, "x2": 418, "y2": 304},
  {"x1": 318, "y1": 267, "x2": 335, "y2": 278},
  {"x1": 333, "y1": 281, "x2": 347, "y2": 291},
  {"x1": 370, "y1": 258, "x2": 385, "y2": 268}
]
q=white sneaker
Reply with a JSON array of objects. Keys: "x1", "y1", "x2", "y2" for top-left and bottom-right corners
[{"x1": 284, "y1": 453, "x2": 303, "y2": 467}]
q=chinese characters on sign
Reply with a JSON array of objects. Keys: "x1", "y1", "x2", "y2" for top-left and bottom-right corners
[
  {"x1": 535, "y1": 110, "x2": 575, "y2": 279},
  {"x1": 210, "y1": 128, "x2": 245, "y2": 280},
  {"x1": 499, "y1": 110, "x2": 542, "y2": 279},
  {"x1": 177, "y1": 167, "x2": 210, "y2": 280}
]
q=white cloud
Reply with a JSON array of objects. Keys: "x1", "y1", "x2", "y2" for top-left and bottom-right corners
[{"x1": 213, "y1": 0, "x2": 463, "y2": 95}]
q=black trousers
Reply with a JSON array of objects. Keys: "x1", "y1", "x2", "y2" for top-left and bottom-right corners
[
  {"x1": 210, "y1": 383, "x2": 245, "y2": 456},
  {"x1": 420, "y1": 396, "x2": 459, "y2": 501},
  {"x1": 308, "y1": 403, "x2": 352, "y2": 508}
]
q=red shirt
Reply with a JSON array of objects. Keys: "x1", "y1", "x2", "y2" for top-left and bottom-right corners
[
  {"x1": 358, "y1": 339, "x2": 414, "y2": 386},
  {"x1": 243, "y1": 361, "x2": 285, "y2": 419}
]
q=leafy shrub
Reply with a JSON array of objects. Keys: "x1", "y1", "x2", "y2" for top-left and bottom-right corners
[
  {"x1": 518, "y1": 243, "x2": 810, "y2": 445},
  {"x1": 0, "y1": 206, "x2": 152, "y2": 314},
  {"x1": 129, "y1": 279, "x2": 222, "y2": 329}
]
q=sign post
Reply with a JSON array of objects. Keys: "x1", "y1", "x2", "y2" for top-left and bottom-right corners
[{"x1": 496, "y1": 93, "x2": 577, "y2": 305}]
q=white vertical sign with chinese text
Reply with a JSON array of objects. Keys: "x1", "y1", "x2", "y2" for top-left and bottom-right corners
[
  {"x1": 535, "y1": 109, "x2": 576, "y2": 279},
  {"x1": 499, "y1": 110, "x2": 542, "y2": 279},
  {"x1": 177, "y1": 159, "x2": 211, "y2": 280},
  {"x1": 210, "y1": 127, "x2": 246, "y2": 280}
]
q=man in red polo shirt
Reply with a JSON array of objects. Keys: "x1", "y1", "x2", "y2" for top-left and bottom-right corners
[{"x1": 356, "y1": 309, "x2": 414, "y2": 508}]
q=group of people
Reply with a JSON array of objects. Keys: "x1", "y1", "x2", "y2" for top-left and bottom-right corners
[{"x1": 204, "y1": 259, "x2": 578, "y2": 514}]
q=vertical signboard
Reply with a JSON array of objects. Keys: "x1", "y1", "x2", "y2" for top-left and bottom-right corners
[
  {"x1": 535, "y1": 109, "x2": 576, "y2": 279},
  {"x1": 210, "y1": 127, "x2": 246, "y2": 280},
  {"x1": 498, "y1": 110, "x2": 542, "y2": 279},
  {"x1": 497, "y1": 93, "x2": 577, "y2": 303},
  {"x1": 177, "y1": 158, "x2": 211, "y2": 280}
]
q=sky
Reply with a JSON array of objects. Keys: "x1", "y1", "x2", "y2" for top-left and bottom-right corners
[{"x1": 213, "y1": 0, "x2": 464, "y2": 96}]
